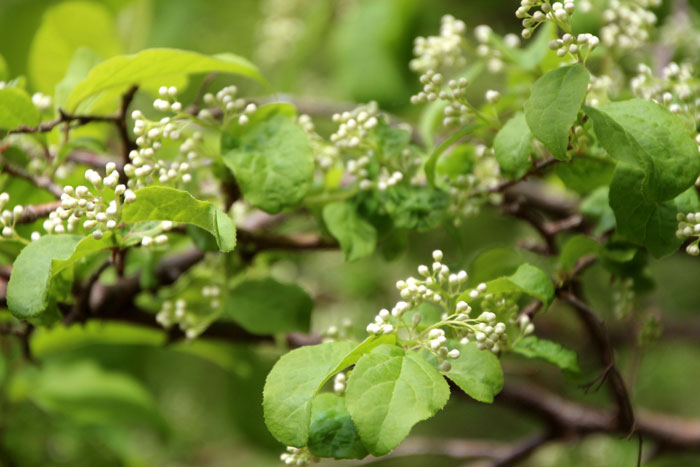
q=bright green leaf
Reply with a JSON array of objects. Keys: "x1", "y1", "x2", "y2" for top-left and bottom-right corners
[
  {"x1": 555, "y1": 154, "x2": 615, "y2": 195},
  {"x1": 345, "y1": 345, "x2": 449, "y2": 456},
  {"x1": 559, "y1": 235, "x2": 601, "y2": 272},
  {"x1": 263, "y1": 341, "x2": 355, "y2": 447},
  {"x1": 513, "y1": 336, "x2": 580, "y2": 373},
  {"x1": 54, "y1": 47, "x2": 103, "y2": 109},
  {"x1": 65, "y1": 48, "x2": 263, "y2": 111},
  {"x1": 585, "y1": 99, "x2": 700, "y2": 202},
  {"x1": 28, "y1": 1, "x2": 121, "y2": 94},
  {"x1": 322, "y1": 202, "x2": 377, "y2": 262},
  {"x1": 121, "y1": 186, "x2": 236, "y2": 252},
  {"x1": 308, "y1": 393, "x2": 368, "y2": 459},
  {"x1": 524, "y1": 64, "x2": 589, "y2": 160},
  {"x1": 222, "y1": 112, "x2": 314, "y2": 213},
  {"x1": 442, "y1": 342, "x2": 503, "y2": 403},
  {"x1": 6, "y1": 235, "x2": 82, "y2": 319},
  {"x1": 0, "y1": 88, "x2": 40, "y2": 130},
  {"x1": 464, "y1": 263, "x2": 554, "y2": 307},
  {"x1": 224, "y1": 278, "x2": 312, "y2": 335},
  {"x1": 494, "y1": 112, "x2": 533, "y2": 179}
]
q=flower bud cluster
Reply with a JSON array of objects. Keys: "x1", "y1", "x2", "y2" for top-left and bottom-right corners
[
  {"x1": 409, "y1": 15, "x2": 466, "y2": 76},
  {"x1": 280, "y1": 446, "x2": 316, "y2": 466},
  {"x1": 631, "y1": 62, "x2": 700, "y2": 123},
  {"x1": 202, "y1": 85, "x2": 257, "y2": 125},
  {"x1": 612, "y1": 277, "x2": 635, "y2": 318},
  {"x1": 297, "y1": 114, "x2": 341, "y2": 172},
  {"x1": 331, "y1": 102, "x2": 380, "y2": 150},
  {"x1": 139, "y1": 221, "x2": 173, "y2": 248},
  {"x1": 518, "y1": 314, "x2": 536, "y2": 337},
  {"x1": 333, "y1": 372, "x2": 346, "y2": 394},
  {"x1": 548, "y1": 32, "x2": 599, "y2": 59},
  {"x1": 45, "y1": 167, "x2": 135, "y2": 239},
  {"x1": 676, "y1": 212, "x2": 700, "y2": 256},
  {"x1": 586, "y1": 73, "x2": 615, "y2": 107},
  {"x1": 426, "y1": 327, "x2": 462, "y2": 372},
  {"x1": 444, "y1": 145, "x2": 502, "y2": 226},
  {"x1": 127, "y1": 108, "x2": 200, "y2": 189},
  {"x1": 255, "y1": 0, "x2": 307, "y2": 68},
  {"x1": 0, "y1": 193, "x2": 23, "y2": 240},
  {"x1": 152, "y1": 86, "x2": 183, "y2": 113},
  {"x1": 601, "y1": 0, "x2": 660, "y2": 52},
  {"x1": 516, "y1": 1, "x2": 577, "y2": 39},
  {"x1": 474, "y1": 25, "x2": 520, "y2": 74},
  {"x1": 322, "y1": 318, "x2": 354, "y2": 343},
  {"x1": 155, "y1": 285, "x2": 221, "y2": 339},
  {"x1": 31, "y1": 92, "x2": 52, "y2": 111}
]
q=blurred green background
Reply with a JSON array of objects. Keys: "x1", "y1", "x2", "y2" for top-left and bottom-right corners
[{"x1": 1, "y1": 0, "x2": 700, "y2": 466}]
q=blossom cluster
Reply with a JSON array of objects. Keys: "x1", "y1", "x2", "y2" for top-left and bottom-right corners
[
  {"x1": 0, "y1": 193, "x2": 28, "y2": 241},
  {"x1": 677, "y1": 212, "x2": 700, "y2": 256},
  {"x1": 280, "y1": 446, "x2": 316, "y2": 466},
  {"x1": 202, "y1": 85, "x2": 257, "y2": 125},
  {"x1": 155, "y1": 286, "x2": 221, "y2": 339},
  {"x1": 409, "y1": 15, "x2": 466, "y2": 76},
  {"x1": 631, "y1": 62, "x2": 700, "y2": 121},
  {"x1": 46, "y1": 166, "x2": 135, "y2": 239},
  {"x1": 601, "y1": 0, "x2": 660, "y2": 52}
]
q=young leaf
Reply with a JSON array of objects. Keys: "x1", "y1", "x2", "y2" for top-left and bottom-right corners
[
  {"x1": 442, "y1": 342, "x2": 503, "y2": 403},
  {"x1": 524, "y1": 64, "x2": 589, "y2": 160},
  {"x1": 222, "y1": 113, "x2": 314, "y2": 214},
  {"x1": 6, "y1": 235, "x2": 82, "y2": 319},
  {"x1": 65, "y1": 48, "x2": 263, "y2": 111},
  {"x1": 121, "y1": 186, "x2": 236, "y2": 252},
  {"x1": 224, "y1": 278, "x2": 312, "y2": 335},
  {"x1": 513, "y1": 336, "x2": 580, "y2": 373},
  {"x1": 345, "y1": 345, "x2": 449, "y2": 456},
  {"x1": 493, "y1": 112, "x2": 533, "y2": 179},
  {"x1": 52, "y1": 232, "x2": 116, "y2": 275},
  {"x1": 555, "y1": 154, "x2": 615, "y2": 195},
  {"x1": 308, "y1": 393, "x2": 368, "y2": 459},
  {"x1": 322, "y1": 202, "x2": 377, "y2": 262},
  {"x1": 28, "y1": 1, "x2": 121, "y2": 94},
  {"x1": 263, "y1": 341, "x2": 355, "y2": 447},
  {"x1": 585, "y1": 99, "x2": 700, "y2": 202},
  {"x1": 0, "y1": 88, "x2": 40, "y2": 130},
  {"x1": 463, "y1": 263, "x2": 554, "y2": 307},
  {"x1": 558, "y1": 235, "x2": 601, "y2": 272}
]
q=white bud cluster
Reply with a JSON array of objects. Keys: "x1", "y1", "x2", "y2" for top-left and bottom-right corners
[
  {"x1": 601, "y1": 0, "x2": 660, "y2": 52},
  {"x1": 45, "y1": 167, "x2": 134, "y2": 238},
  {"x1": 676, "y1": 212, "x2": 700, "y2": 256},
  {"x1": 280, "y1": 446, "x2": 316, "y2": 466},
  {"x1": 155, "y1": 299, "x2": 202, "y2": 339},
  {"x1": 612, "y1": 277, "x2": 635, "y2": 318},
  {"x1": 255, "y1": 0, "x2": 307, "y2": 68},
  {"x1": 516, "y1": 1, "x2": 576, "y2": 40},
  {"x1": 548, "y1": 32, "x2": 599, "y2": 59},
  {"x1": 586, "y1": 74, "x2": 615, "y2": 107},
  {"x1": 426, "y1": 328, "x2": 462, "y2": 372},
  {"x1": 445, "y1": 146, "x2": 502, "y2": 226},
  {"x1": 474, "y1": 25, "x2": 518, "y2": 73},
  {"x1": 202, "y1": 85, "x2": 257, "y2": 125},
  {"x1": 0, "y1": 193, "x2": 21, "y2": 240},
  {"x1": 376, "y1": 168, "x2": 404, "y2": 191},
  {"x1": 153, "y1": 86, "x2": 183, "y2": 113},
  {"x1": 333, "y1": 372, "x2": 346, "y2": 394},
  {"x1": 31, "y1": 92, "x2": 52, "y2": 111},
  {"x1": 202, "y1": 284, "x2": 221, "y2": 309},
  {"x1": 298, "y1": 114, "x2": 341, "y2": 172},
  {"x1": 127, "y1": 109, "x2": 201, "y2": 188},
  {"x1": 518, "y1": 314, "x2": 536, "y2": 336},
  {"x1": 631, "y1": 62, "x2": 700, "y2": 124},
  {"x1": 409, "y1": 15, "x2": 466, "y2": 75},
  {"x1": 331, "y1": 102, "x2": 380, "y2": 149}
]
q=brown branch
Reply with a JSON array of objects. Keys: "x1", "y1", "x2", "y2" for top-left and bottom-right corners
[
  {"x1": 66, "y1": 149, "x2": 121, "y2": 170},
  {"x1": 15, "y1": 201, "x2": 61, "y2": 224},
  {"x1": 558, "y1": 289, "x2": 636, "y2": 435},
  {"x1": 117, "y1": 85, "x2": 138, "y2": 163},
  {"x1": 8, "y1": 109, "x2": 119, "y2": 135},
  {"x1": 237, "y1": 229, "x2": 338, "y2": 255},
  {"x1": 490, "y1": 157, "x2": 559, "y2": 194},
  {"x1": 0, "y1": 162, "x2": 63, "y2": 198}
]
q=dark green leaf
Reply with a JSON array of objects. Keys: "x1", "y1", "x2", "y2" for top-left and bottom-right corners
[
  {"x1": 322, "y1": 202, "x2": 377, "y2": 262},
  {"x1": 308, "y1": 393, "x2": 368, "y2": 459},
  {"x1": 493, "y1": 112, "x2": 532, "y2": 179},
  {"x1": 442, "y1": 342, "x2": 503, "y2": 403}
]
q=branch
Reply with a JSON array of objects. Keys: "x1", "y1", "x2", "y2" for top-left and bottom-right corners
[
  {"x1": 116, "y1": 85, "x2": 138, "y2": 163},
  {"x1": 237, "y1": 229, "x2": 337, "y2": 255},
  {"x1": 0, "y1": 162, "x2": 63, "y2": 198},
  {"x1": 8, "y1": 109, "x2": 119, "y2": 135},
  {"x1": 489, "y1": 157, "x2": 559, "y2": 194},
  {"x1": 15, "y1": 201, "x2": 61, "y2": 224}
]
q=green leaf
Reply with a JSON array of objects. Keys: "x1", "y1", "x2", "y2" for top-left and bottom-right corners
[
  {"x1": 558, "y1": 235, "x2": 601, "y2": 272},
  {"x1": 308, "y1": 393, "x2": 368, "y2": 459},
  {"x1": 379, "y1": 184, "x2": 449, "y2": 231},
  {"x1": 322, "y1": 202, "x2": 377, "y2": 262},
  {"x1": 224, "y1": 278, "x2": 312, "y2": 335},
  {"x1": 442, "y1": 342, "x2": 503, "y2": 403},
  {"x1": 524, "y1": 64, "x2": 589, "y2": 160},
  {"x1": 468, "y1": 247, "x2": 523, "y2": 285},
  {"x1": 54, "y1": 47, "x2": 103, "y2": 110},
  {"x1": 513, "y1": 336, "x2": 580, "y2": 373},
  {"x1": 10, "y1": 360, "x2": 164, "y2": 429},
  {"x1": 585, "y1": 99, "x2": 700, "y2": 202},
  {"x1": 608, "y1": 165, "x2": 688, "y2": 258},
  {"x1": 555, "y1": 154, "x2": 615, "y2": 194},
  {"x1": 493, "y1": 112, "x2": 533, "y2": 179},
  {"x1": 263, "y1": 341, "x2": 355, "y2": 447},
  {"x1": 121, "y1": 186, "x2": 236, "y2": 252},
  {"x1": 464, "y1": 263, "x2": 554, "y2": 307},
  {"x1": 6, "y1": 235, "x2": 82, "y2": 319},
  {"x1": 65, "y1": 48, "x2": 263, "y2": 111},
  {"x1": 28, "y1": 1, "x2": 122, "y2": 95},
  {"x1": 345, "y1": 345, "x2": 449, "y2": 456},
  {"x1": 51, "y1": 232, "x2": 116, "y2": 275},
  {"x1": 0, "y1": 88, "x2": 40, "y2": 130},
  {"x1": 580, "y1": 186, "x2": 616, "y2": 235},
  {"x1": 222, "y1": 112, "x2": 314, "y2": 213}
]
